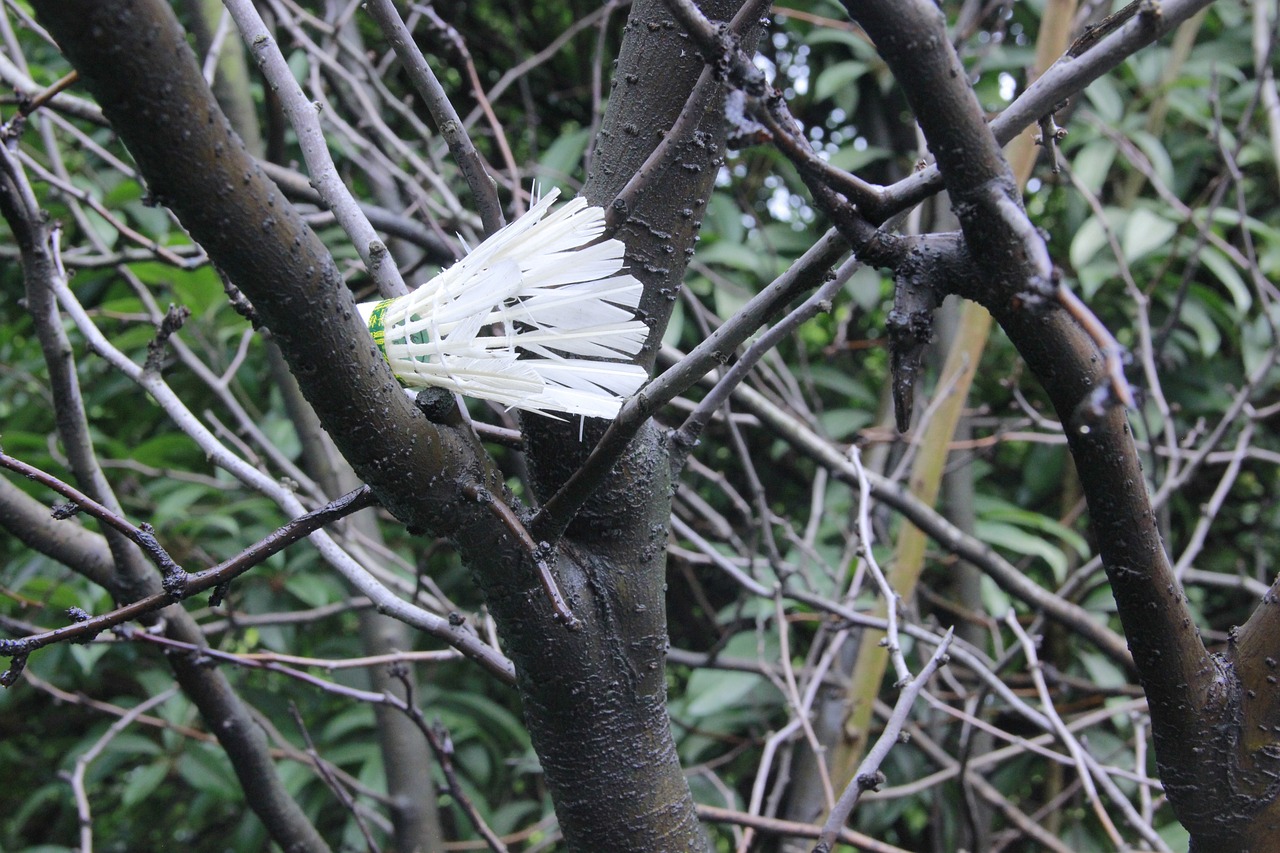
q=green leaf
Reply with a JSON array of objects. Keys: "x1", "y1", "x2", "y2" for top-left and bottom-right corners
[
  {"x1": 102, "y1": 178, "x2": 144, "y2": 206},
  {"x1": 1080, "y1": 650, "x2": 1128, "y2": 691},
  {"x1": 120, "y1": 762, "x2": 169, "y2": 807},
  {"x1": 683, "y1": 632, "x2": 778, "y2": 718},
  {"x1": 70, "y1": 643, "x2": 110, "y2": 675},
  {"x1": 150, "y1": 482, "x2": 212, "y2": 528},
  {"x1": 814, "y1": 60, "x2": 868, "y2": 102},
  {"x1": 1200, "y1": 246, "x2": 1252, "y2": 314},
  {"x1": 260, "y1": 411, "x2": 302, "y2": 462},
  {"x1": 697, "y1": 240, "x2": 771, "y2": 272},
  {"x1": 130, "y1": 433, "x2": 200, "y2": 468},
  {"x1": 1083, "y1": 76, "x2": 1124, "y2": 123},
  {"x1": 168, "y1": 264, "x2": 229, "y2": 317},
  {"x1": 537, "y1": 127, "x2": 591, "y2": 188},
  {"x1": 684, "y1": 666, "x2": 768, "y2": 718},
  {"x1": 704, "y1": 193, "x2": 745, "y2": 246},
  {"x1": 283, "y1": 571, "x2": 346, "y2": 608},
  {"x1": 1122, "y1": 208, "x2": 1177, "y2": 263},
  {"x1": 177, "y1": 743, "x2": 238, "y2": 797},
  {"x1": 807, "y1": 364, "x2": 876, "y2": 401},
  {"x1": 803, "y1": 26, "x2": 872, "y2": 52},
  {"x1": 1069, "y1": 139, "x2": 1117, "y2": 197},
  {"x1": 845, "y1": 264, "x2": 887, "y2": 311},
  {"x1": 1069, "y1": 212, "x2": 1114, "y2": 272},
  {"x1": 489, "y1": 800, "x2": 544, "y2": 835},
  {"x1": 1129, "y1": 129, "x2": 1176, "y2": 192},
  {"x1": 980, "y1": 577, "x2": 1012, "y2": 622},
  {"x1": 321, "y1": 704, "x2": 375, "y2": 741},
  {"x1": 1159, "y1": 820, "x2": 1191, "y2": 850},
  {"x1": 83, "y1": 208, "x2": 119, "y2": 248},
  {"x1": 1243, "y1": 311, "x2": 1276, "y2": 375},
  {"x1": 286, "y1": 49, "x2": 309, "y2": 83},
  {"x1": 430, "y1": 690, "x2": 530, "y2": 749},
  {"x1": 817, "y1": 408, "x2": 873, "y2": 441},
  {"x1": 454, "y1": 740, "x2": 493, "y2": 784},
  {"x1": 976, "y1": 501, "x2": 1088, "y2": 559},
  {"x1": 1178, "y1": 297, "x2": 1221, "y2": 357},
  {"x1": 827, "y1": 144, "x2": 890, "y2": 173},
  {"x1": 974, "y1": 520, "x2": 1069, "y2": 582},
  {"x1": 662, "y1": 297, "x2": 684, "y2": 350},
  {"x1": 179, "y1": 512, "x2": 242, "y2": 539}
]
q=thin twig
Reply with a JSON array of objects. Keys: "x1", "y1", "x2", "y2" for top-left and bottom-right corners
[
  {"x1": 289, "y1": 703, "x2": 383, "y2": 853},
  {"x1": 200, "y1": 5, "x2": 235, "y2": 84},
  {"x1": 876, "y1": 0, "x2": 1220, "y2": 218},
  {"x1": 848, "y1": 447, "x2": 910, "y2": 685},
  {"x1": 18, "y1": 68, "x2": 78, "y2": 117},
  {"x1": 813, "y1": 629, "x2": 953, "y2": 852},
  {"x1": 0, "y1": 450, "x2": 184, "y2": 579},
  {"x1": 70, "y1": 687, "x2": 178, "y2": 853},
  {"x1": 697, "y1": 803, "x2": 913, "y2": 853},
  {"x1": 414, "y1": 4, "x2": 520, "y2": 210},
  {"x1": 670, "y1": 254, "x2": 860, "y2": 474},
  {"x1": 46, "y1": 275, "x2": 514, "y2": 681},
  {"x1": 390, "y1": 669, "x2": 511, "y2": 853},
  {"x1": 0, "y1": 473, "x2": 376, "y2": 672},
  {"x1": 460, "y1": 483, "x2": 582, "y2": 631},
  {"x1": 1003, "y1": 611, "x2": 1127, "y2": 849},
  {"x1": 363, "y1": 0, "x2": 502, "y2": 234},
  {"x1": 732, "y1": 383, "x2": 1134, "y2": 669},
  {"x1": 531, "y1": 231, "x2": 848, "y2": 542},
  {"x1": 222, "y1": 0, "x2": 408, "y2": 297}
]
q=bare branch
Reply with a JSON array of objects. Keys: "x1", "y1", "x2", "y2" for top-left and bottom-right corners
[
  {"x1": 363, "y1": 0, "x2": 503, "y2": 234},
  {"x1": 813, "y1": 630, "x2": 953, "y2": 852}
]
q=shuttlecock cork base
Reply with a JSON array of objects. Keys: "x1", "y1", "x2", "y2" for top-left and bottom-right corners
[{"x1": 357, "y1": 189, "x2": 650, "y2": 419}]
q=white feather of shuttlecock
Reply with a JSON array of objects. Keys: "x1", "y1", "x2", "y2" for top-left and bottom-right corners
[{"x1": 357, "y1": 188, "x2": 649, "y2": 418}]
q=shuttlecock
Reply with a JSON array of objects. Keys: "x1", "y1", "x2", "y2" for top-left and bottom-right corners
[{"x1": 358, "y1": 189, "x2": 649, "y2": 418}]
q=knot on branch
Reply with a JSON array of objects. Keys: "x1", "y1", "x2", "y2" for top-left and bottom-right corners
[
  {"x1": 144, "y1": 303, "x2": 191, "y2": 374},
  {"x1": 218, "y1": 270, "x2": 260, "y2": 327},
  {"x1": 713, "y1": 24, "x2": 762, "y2": 93},
  {"x1": 1018, "y1": 271, "x2": 1059, "y2": 312},
  {"x1": 0, "y1": 652, "x2": 28, "y2": 688},
  {"x1": 161, "y1": 565, "x2": 190, "y2": 600},
  {"x1": 414, "y1": 386, "x2": 461, "y2": 425},
  {"x1": 65, "y1": 606, "x2": 101, "y2": 645},
  {"x1": 856, "y1": 770, "x2": 887, "y2": 792},
  {"x1": 209, "y1": 580, "x2": 231, "y2": 608},
  {"x1": 886, "y1": 273, "x2": 940, "y2": 432},
  {"x1": 50, "y1": 501, "x2": 81, "y2": 520}
]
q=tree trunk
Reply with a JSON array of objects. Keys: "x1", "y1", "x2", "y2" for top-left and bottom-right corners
[{"x1": 29, "y1": 0, "x2": 748, "y2": 848}]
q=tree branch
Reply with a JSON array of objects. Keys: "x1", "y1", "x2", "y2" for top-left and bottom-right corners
[
  {"x1": 363, "y1": 0, "x2": 504, "y2": 235},
  {"x1": 222, "y1": 0, "x2": 408, "y2": 297},
  {"x1": 29, "y1": 0, "x2": 513, "y2": 552},
  {"x1": 0, "y1": 461, "x2": 376, "y2": 670},
  {"x1": 840, "y1": 0, "x2": 1253, "y2": 842},
  {"x1": 0, "y1": 116, "x2": 332, "y2": 850}
]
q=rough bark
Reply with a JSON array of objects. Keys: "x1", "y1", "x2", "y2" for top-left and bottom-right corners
[
  {"x1": 32, "y1": 0, "x2": 727, "y2": 848},
  {"x1": 277, "y1": 353, "x2": 445, "y2": 853},
  {"x1": 1, "y1": 123, "x2": 330, "y2": 853},
  {"x1": 193, "y1": 0, "x2": 448, "y2": 837},
  {"x1": 841, "y1": 0, "x2": 1280, "y2": 844},
  {"x1": 511, "y1": 4, "x2": 750, "y2": 840}
]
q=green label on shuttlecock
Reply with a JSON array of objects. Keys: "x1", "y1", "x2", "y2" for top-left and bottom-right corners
[{"x1": 365, "y1": 299, "x2": 395, "y2": 364}]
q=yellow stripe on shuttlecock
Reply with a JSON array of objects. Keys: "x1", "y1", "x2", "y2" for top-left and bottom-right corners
[
  {"x1": 365, "y1": 299, "x2": 396, "y2": 364},
  {"x1": 354, "y1": 188, "x2": 651, "y2": 418}
]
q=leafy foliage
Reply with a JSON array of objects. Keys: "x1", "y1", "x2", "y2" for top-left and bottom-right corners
[{"x1": 2, "y1": 0, "x2": 1278, "y2": 850}]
